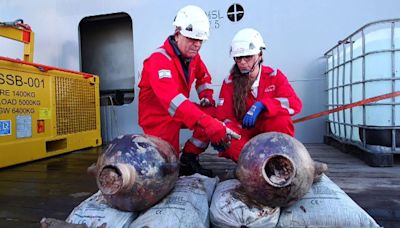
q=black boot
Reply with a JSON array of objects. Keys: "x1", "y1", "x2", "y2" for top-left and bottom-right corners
[
  {"x1": 220, "y1": 166, "x2": 238, "y2": 181},
  {"x1": 179, "y1": 153, "x2": 214, "y2": 177}
]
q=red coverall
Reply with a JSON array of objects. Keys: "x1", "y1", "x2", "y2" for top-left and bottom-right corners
[
  {"x1": 216, "y1": 65, "x2": 302, "y2": 162},
  {"x1": 138, "y1": 37, "x2": 215, "y2": 155}
]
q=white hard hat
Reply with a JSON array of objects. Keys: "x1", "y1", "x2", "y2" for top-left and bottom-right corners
[
  {"x1": 173, "y1": 5, "x2": 210, "y2": 40},
  {"x1": 230, "y1": 28, "x2": 266, "y2": 57}
]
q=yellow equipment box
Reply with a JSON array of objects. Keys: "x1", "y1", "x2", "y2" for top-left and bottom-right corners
[{"x1": 0, "y1": 20, "x2": 101, "y2": 168}]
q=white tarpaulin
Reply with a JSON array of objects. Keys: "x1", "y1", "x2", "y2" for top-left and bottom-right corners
[
  {"x1": 66, "y1": 191, "x2": 137, "y2": 228},
  {"x1": 130, "y1": 174, "x2": 218, "y2": 228},
  {"x1": 277, "y1": 174, "x2": 381, "y2": 228},
  {"x1": 210, "y1": 179, "x2": 280, "y2": 228}
]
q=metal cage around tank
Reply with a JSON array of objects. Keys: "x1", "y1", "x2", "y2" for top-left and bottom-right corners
[
  {"x1": 324, "y1": 19, "x2": 400, "y2": 162},
  {"x1": 0, "y1": 20, "x2": 102, "y2": 168}
]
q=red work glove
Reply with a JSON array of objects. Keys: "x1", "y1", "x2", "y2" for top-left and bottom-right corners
[
  {"x1": 199, "y1": 90, "x2": 215, "y2": 107},
  {"x1": 198, "y1": 115, "x2": 227, "y2": 144}
]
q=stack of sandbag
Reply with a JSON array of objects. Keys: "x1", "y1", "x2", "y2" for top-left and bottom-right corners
[
  {"x1": 210, "y1": 179, "x2": 280, "y2": 228},
  {"x1": 277, "y1": 174, "x2": 381, "y2": 228},
  {"x1": 130, "y1": 174, "x2": 218, "y2": 228},
  {"x1": 66, "y1": 191, "x2": 138, "y2": 228}
]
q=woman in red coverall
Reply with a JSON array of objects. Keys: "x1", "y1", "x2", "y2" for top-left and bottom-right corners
[{"x1": 216, "y1": 28, "x2": 302, "y2": 162}]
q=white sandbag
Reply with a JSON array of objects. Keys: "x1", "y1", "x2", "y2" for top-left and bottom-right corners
[
  {"x1": 277, "y1": 174, "x2": 381, "y2": 228},
  {"x1": 130, "y1": 174, "x2": 218, "y2": 228},
  {"x1": 66, "y1": 191, "x2": 137, "y2": 228},
  {"x1": 210, "y1": 179, "x2": 280, "y2": 228}
]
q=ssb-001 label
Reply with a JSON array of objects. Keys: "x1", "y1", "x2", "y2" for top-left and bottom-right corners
[{"x1": 0, "y1": 73, "x2": 45, "y2": 88}]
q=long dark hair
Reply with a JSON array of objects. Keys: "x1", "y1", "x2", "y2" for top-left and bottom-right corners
[
  {"x1": 231, "y1": 57, "x2": 263, "y2": 121},
  {"x1": 232, "y1": 64, "x2": 253, "y2": 121}
]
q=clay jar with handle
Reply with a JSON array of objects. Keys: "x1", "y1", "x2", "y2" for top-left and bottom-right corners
[
  {"x1": 236, "y1": 132, "x2": 327, "y2": 207},
  {"x1": 95, "y1": 134, "x2": 179, "y2": 212}
]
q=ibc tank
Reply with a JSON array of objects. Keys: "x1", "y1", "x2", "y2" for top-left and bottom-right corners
[{"x1": 325, "y1": 19, "x2": 400, "y2": 153}]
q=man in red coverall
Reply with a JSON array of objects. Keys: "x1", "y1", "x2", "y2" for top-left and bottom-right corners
[
  {"x1": 138, "y1": 5, "x2": 239, "y2": 177},
  {"x1": 216, "y1": 28, "x2": 302, "y2": 162}
]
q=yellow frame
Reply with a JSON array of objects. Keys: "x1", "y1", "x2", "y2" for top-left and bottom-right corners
[
  {"x1": 0, "y1": 22, "x2": 35, "y2": 62},
  {"x1": 0, "y1": 21, "x2": 101, "y2": 168}
]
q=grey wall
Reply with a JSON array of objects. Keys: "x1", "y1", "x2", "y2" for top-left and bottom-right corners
[{"x1": 1, "y1": 0, "x2": 399, "y2": 143}]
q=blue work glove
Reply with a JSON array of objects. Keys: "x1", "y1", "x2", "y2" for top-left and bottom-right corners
[{"x1": 242, "y1": 101, "x2": 265, "y2": 128}]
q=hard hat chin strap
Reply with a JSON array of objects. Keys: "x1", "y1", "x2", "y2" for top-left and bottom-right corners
[{"x1": 238, "y1": 56, "x2": 262, "y2": 76}]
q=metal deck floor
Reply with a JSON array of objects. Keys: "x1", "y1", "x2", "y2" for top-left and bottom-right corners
[{"x1": 0, "y1": 144, "x2": 399, "y2": 227}]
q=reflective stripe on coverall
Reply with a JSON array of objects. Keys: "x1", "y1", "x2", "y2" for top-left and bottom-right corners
[
  {"x1": 138, "y1": 37, "x2": 215, "y2": 155},
  {"x1": 216, "y1": 65, "x2": 302, "y2": 162}
]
